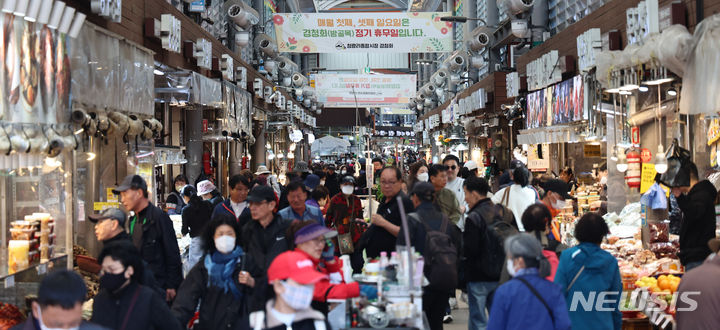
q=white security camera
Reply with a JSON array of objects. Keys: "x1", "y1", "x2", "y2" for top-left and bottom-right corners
[
  {"x1": 435, "y1": 87, "x2": 445, "y2": 98},
  {"x1": 253, "y1": 78, "x2": 263, "y2": 97},
  {"x1": 303, "y1": 99, "x2": 311, "y2": 107},
  {"x1": 431, "y1": 68, "x2": 449, "y2": 87},
  {"x1": 291, "y1": 72, "x2": 308, "y2": 88},
  {"x1": 235, "y1": 31, "x2": 250, "y2": 48},
  {"x1": 511, "y1": 19, "x2": 530, "y2": 38},
  {"x1": 277, "y1": 56, "x2": 298, "y2": 76},
  {"x1": 226, "y1": 1, "x2": 259, "y2": 30},
  {"x1": 295, "y1": 88, "x2": 303, "y2": 97},
  {"x1": 256, "y1": 34, "x2": 278, "y2": 59},
  {"x1": 446, "y1": 50, "x2": 468, "y2": 73},
  {"x1": 468, "y1": 26, "x2": 496, "y2": 51},
  {"x1": 421, "y1": 84, "x2": 436, "y2": 97},
  {"x1": 282, "y1": 77, "x2": 292, "y2": 87},
  {"x1": 498, "y1": 0, "x2": 534, "y2": 16},
  {"x1": 424, "y1": 98, "x2": 434, "y2": 106}
]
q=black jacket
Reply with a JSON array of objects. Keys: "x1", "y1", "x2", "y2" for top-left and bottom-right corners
[
  {"x1": 464, "y1": 198, "x2": 503, "y2": 282},
  {"x1": 361, "y1": 192, "x2": 414, "y2": 259},
  {"x1": 133, "y1": 203, "x2": 183, "y2": 290},
  {"x1": 240, "y1": 214, "x2": 291, "y2": 275},
  {"x1": 100, "y1": 232, "x2": 163, "y2": 295},
  {"x1": 181, "y1": 199, "x2": 214, "y2": 238},
  {"x1": 91, "y1": 282, "x2": 180, "y2": 330},
  {"x1": 397, "y1": 202, "x2": 462, "y2": 256},
  {"x1": 212, "y1": 199, "x2": 252, "y2": 228},
  {"x1": 677, "y1": 180, "x2": 717, "y2": 265},
  {"x1": 325, "y1": 172, "x2": 340, "y2": 197},
  {"x1": 172, "y1": 255, "x2": 256, "y2": 330}
]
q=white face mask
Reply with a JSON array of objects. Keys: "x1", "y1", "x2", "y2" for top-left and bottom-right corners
[
  {"x1": 506, "y1": 259, "x2": 516, "y2": 277},
  {"x1": 417, "y1": 173, "x2": 429, "y2": 182},
  {"x1": 552, "y1": 198, "x2": 566, "y2": 210},
  {"x1": 214, "y1": 235, "x2": 236, "y2": 254},
  {"x1": 175, "y1": 185, "x2": 185, "y2": 192},
  {"x1": 320, "y1": 180, "x2": 326, "y2": 186},
  {"x1": 599, "y1": 176, "x2": 607, "y2": 185},
  {"x1": 342, "y1": 185, "x2": 354, "y2": 195},
  {"x1": 36, "y1": 307, "x2": 80, "y2": 330},
  {"x1": 281, "y1": 281, "x2": 315, "y2": 310},
  {"x1": 341, "y1": 170, "x2": 347, "y2": 175}
]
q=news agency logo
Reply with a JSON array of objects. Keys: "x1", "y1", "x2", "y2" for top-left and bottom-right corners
[{"x1": 569, "y1": 291, "x2": 701, "y2": 312}]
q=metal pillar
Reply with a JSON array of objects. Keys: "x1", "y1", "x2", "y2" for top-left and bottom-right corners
[
  {"x1": 185, "y1": 109, "x2": 204, "y2": 184},
  {"x1": 253, "y1": 127, "x2": 267, "y2": 168},
  {"x1": 229, "y1": 142, "x2": 243, "y2": 176}
]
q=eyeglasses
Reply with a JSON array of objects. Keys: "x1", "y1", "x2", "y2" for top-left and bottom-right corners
[{"x1": 448, "y1": 165, "x2": 457, "y2": 170}]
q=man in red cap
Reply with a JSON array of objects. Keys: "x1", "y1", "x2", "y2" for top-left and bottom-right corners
[{"x1": 236, "y1": 251, "x2": 330, "y2": 330}]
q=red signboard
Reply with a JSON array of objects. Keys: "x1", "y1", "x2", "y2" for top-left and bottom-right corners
[
  {"x1": 202, "y1": 119, "x2": 208, "y2": 133},
  {"x1": 487, "y1": 138, "x2": 493, "y2": 150},
  {"x1": 631, "y1": 127, "x2": 640, "y2": 145},
  {"x1": 640, "y1": 148, "x2": 652, "y2": 163}
]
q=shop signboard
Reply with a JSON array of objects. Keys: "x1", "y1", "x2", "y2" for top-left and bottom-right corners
[
  {"x1": 640, "y1": 163, "x2": 657, "y2": 194},
  {"x1": 314, "y1": 73, "x2": 416, "y2": 108},
  {"x1": 583, "y1": 144, "x2": 602, "y2": 158},
  {"x1": 272, "y1": 12, "x2": 454, "y2": 53},
  {"x1": 640, "y1": 148, "x2": 652, "y2": 163},
  {"x1": 526, "y1": 75, "x2": 586, "y2": 129},
  {"x1": 528, "y1": 144, "x2": 550, "y2": 171}
]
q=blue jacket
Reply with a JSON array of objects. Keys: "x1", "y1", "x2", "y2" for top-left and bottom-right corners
[
  {"x1": 278, "y1": 205, "x2": 324, "y2": 226},
  {"x1": 554, "y1": 243, "x2": 622, "y2": 330},
  {"x1": 488, "y1": 268, "x2": 572, "y2": 330},
  {"x1": 212, "y1": 199, "x2": 252, "y2": 228}
]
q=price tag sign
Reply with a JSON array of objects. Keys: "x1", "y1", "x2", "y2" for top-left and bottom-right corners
[
  {"x1": 107, "y1": 188, "x2": 118, "y2": 202},
  {"x1": 640, "y1": 163, "x2": 657, "y2": 193},
  {"x1": 37, "y1": 263, "x2": 48, "y2": 275},
  {"x1": 4, "y1": 275, "x2": 14, "y2": 288}
]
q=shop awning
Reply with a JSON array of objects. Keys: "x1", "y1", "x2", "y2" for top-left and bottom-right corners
[{"x1": 517, "y1": 125, "x2": 583, "y2": 145}]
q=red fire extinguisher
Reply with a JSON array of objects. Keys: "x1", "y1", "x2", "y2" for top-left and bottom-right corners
[
  {"x1": 241, "y1": 156, "x2": 249, "y2": 170},
  {"x1": 626, "y1": 148, "x2": 641, "y2": 188}
]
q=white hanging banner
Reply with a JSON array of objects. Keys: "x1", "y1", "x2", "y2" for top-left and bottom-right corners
[
  {"x1": 314, "y1": 73, "x2": 417, "y2": 108},
  {"x1": 272, "y1": 12, "x2": 454, "y2": 53}
]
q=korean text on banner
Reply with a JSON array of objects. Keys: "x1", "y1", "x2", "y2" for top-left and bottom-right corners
[
  {"x1": 314, "y1": 73, "x2": 416, "y2": 108},
  {"x1": 640, "y1": 163, "x2": 657, "y2": 194},
  {"x1": 272, "y1": 12, "x2": 454, "y2": 53}
]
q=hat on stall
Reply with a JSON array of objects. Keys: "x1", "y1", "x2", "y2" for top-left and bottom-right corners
[
  {"x1": 88, "y1": 208, "x2": 127, "y2": 226},
  {"x1": 294, "y1": 161, "x2": 311, "y2": 173},
  {"x1": 112, "y1": 175, "x2": 148, "y2": 194},
  {"x1": 340, "y1": 176, "x2": 356, "y2": 185},
  {"x1": 267, "y1": 251, "x2": 328, "y2": 284},
  {"x1": 304, "y1": 174, "x2": 320, "y2": 191},
  {"x1": 294, "y1": 223, "x2": 338, "y2": 245},
  {"x1": 255, "y1": 165, "x2": 271, "y2": 175},
  {"x1": 196, "y1": 180, "x2": 216, "y2": 196},
  {"x1": 542, "y1": 179, "x2": 573, "y2": 200},
  {"x1": 464, "y1": 160, "x2": 478, "y2": 171},
  {"x1": 246, "y1": 185, "x2": 277, "y2": 203}
]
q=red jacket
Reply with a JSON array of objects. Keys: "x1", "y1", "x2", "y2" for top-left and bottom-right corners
[{"x1": 294, "y1": 249, "x2": 360, "y2": 302}]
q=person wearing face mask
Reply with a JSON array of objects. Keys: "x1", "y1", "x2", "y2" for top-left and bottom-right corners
[
  {"x1": 172, "y1": 214, "x2": 258, "y2": 330},
  {"x1": 165, "y1": 175, "x2": 188, "y2": 215},
  {"x1": 197, "y1": 180, "x2": 224, "y2": 209},
  {"x1": 91, "y1": 241, "x2": 181, "y2": 330},
  {"x1": 235, "y1": 251, "x2": 331, "y2": 330},
  {"x1": 114, "y1": 175, "x2": 182, "y2": 302},
  {"x1": 287, "y1": 221, "x2": 376, "y2": 315},
  {"x1": 487, "y1": 234, "x2": 571, "y2": 330},
  {"x1": 554, "y1": 213, "x2": 621, "y2": 330},
  {"x1": 539, "y1": 179, "x2": 573, "y2": 242},
  {"x1": 325, "y1": 176, "x2": 366, "y2": 273},
  {"x1": 180, "y1": 185, "x2": 214, "y2": 273},
  {"x1": 406, "y1": 161, "x2": 429, "y2": 192}
]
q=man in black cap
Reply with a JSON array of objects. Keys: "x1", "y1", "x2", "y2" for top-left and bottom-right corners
[
  {"x1": 540, "y1": 179, "x2": 573, "y2": 219},
  {"x1": 241, "y1": 185, "x2": 292, "y2": 275},
  {"x1": 113, "y1": 174, "x2": 182, "y2": 302},
  {"x1": 324, "y1": 163, "x2": 341, "y2": 197},
  {"x1": 89, "y1": 208, "x2": 130, "y2": 246},
  {"x1": 399, "y1": 182, "x2": 461, "y2": 330}
]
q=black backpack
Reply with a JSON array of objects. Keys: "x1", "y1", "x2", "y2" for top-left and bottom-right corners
[
  {"x1": 473, "y1": 203, "x2": 518, "y2": 280},
  {"x1": 410, "y1": 213, "x2": 458, "y2": 293}
]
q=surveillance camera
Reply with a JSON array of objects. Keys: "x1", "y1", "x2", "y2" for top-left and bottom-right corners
[
  {"x1": 446, "y1": 50, "x2": 468, "y2": 73},
  {"x1": 227, "y1": 1, "x2": 259, "y2": 30},
  {"x1": 253, "y1": 78, "x2": 263, "y2": 97},
  {"x1": 499, "y1": 0, "x2": 535, "y2": 16},
  {"x1": 235, "y1": 31, "x2": 250, "y2": 48},
  {"x1": 468, "y1": 26, "x2": 495, "y2": 51},
  {"x1": 511, "y1": 19, "x2": 530, "y2": 38},
  {"x1": 431, "y1": 68, "x2": 449, "y2": 87},
  {"x1": 470, "y1": 55, "x2": 485, "y2": 69},
  {"x1": 303, "y1": 99, "x2": 311, "y2": 107},
  {"x1": 422, "y1": 84, "x2": 436, "y2": 97},
  {"x1": 256, "y1": 34, "x2": 278, "y2": 59},
  {"x1": 282, "y1": 77, "x2": 291, "y2": 87},
  {"x1": 435, "y1": 87, "x2": 445, "y2": 98},
  {"x1": 277, "y1": 56, "x2": 298, "y2": 76},
  {"x1": 291, "y1": 72, "x2": 308, "y2": 88},
  {"x1": 295, "y1": 88, "x2": 303, "y2": 97}
]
